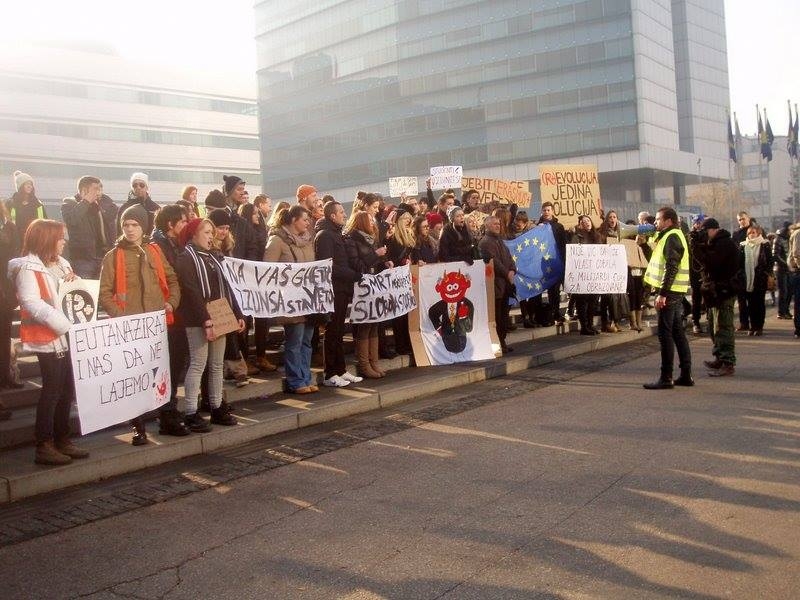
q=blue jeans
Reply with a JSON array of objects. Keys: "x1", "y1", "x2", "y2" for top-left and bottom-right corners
[
  {"x1": 284, "y1": 322, "x2": 314, "y2": 390},
  {"x1": 656, "y1": 292, "x2": 692, "y2": 378}
]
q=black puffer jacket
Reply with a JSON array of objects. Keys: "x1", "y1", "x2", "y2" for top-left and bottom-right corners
[
  {"x1": 8, "y1": 192, "x2": 46, "y2": 247},
  {"x1": 314, "y1": 218, "x2": 361, "y2": 295},
  {"x1": 345, "y1": 230, "x2": 383, "y2": 275},
  {"x1": 692, "y1": 228, "x2": 740, "y2": 306}
]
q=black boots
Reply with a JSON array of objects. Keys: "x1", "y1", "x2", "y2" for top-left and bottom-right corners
[
  {"x1": 131, "y1": 417, "x2": 149, "y2": 446},
  {"x1": 643, "y1": 378, "x2": 674, "y2": 390},
  {"x1": 674, "y1": 370, "x2": 694, "y2": 386},
  {"x1": 158, "y1": 409, "x2": 190, "y2": 436},
  {"x1": 210, "y1": 402, "x2": 237, "y2": 426}
]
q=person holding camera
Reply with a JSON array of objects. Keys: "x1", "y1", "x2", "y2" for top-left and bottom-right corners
[{"x1": 690, "y1": 218, "x2": 739, "y2": 377}]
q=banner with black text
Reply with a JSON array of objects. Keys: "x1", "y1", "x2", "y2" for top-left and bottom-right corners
[{"x1": 349, "y1": 264, "x2": 416, "y2": 323}]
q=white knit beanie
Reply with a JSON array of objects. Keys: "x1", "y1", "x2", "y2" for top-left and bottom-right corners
[
  {"x1": 130, "y1": 172, "x2": 149, "y2": 187},
  {"x1": 13, "y1": 170, "x2": 33, "y2": 192}
]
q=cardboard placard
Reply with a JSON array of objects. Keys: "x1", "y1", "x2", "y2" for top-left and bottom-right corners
[
  {"x1": 538, "y1": 164, "x2": 602, "y2": 230},
  {"x1": 564, "y1": 244, "x2": 628, "y2": 294},
  {"x1": 620, "y1": 239, "x2": 648, "y2": 269},
  {"x1": 460, "y1": 177, "x2": 532, "y2": 208},
  {"x1": 207, "y1": 298, "x2": 239, "y2": 338}
]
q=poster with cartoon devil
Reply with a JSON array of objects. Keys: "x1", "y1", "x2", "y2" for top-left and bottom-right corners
[{"x1": 415, "y1": 261, "x2": 496, "y2": 365}]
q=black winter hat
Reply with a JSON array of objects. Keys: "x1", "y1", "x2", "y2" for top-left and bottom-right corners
[
  {"x1": 207, "y1": 208, "x2": 231, "y2": 228},
  {"x1": 223, "y1": 175, "x2": 245, "y2": 196},
  {"x1": 701, "y1": 218, "x2": 720, "y2": 231}
]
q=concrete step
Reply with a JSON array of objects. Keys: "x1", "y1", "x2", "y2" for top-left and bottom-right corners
[{"x1": 0, "y1": 321, "x2": 656, "y2": 504}]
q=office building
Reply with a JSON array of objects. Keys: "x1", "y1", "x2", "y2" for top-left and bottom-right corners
[
  {"x1": 0, "y1": 42, "x2": 259, "y2": 212},
  {"x1": 255, "y1": 0, "x2": 731, "y2": 215}
]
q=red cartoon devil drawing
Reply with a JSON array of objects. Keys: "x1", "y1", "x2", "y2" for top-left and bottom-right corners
[{"x1": 428, "y1": 270, "x2": 474, "y2": 353}]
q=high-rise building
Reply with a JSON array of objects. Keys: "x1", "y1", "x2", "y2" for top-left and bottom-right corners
[
  {"x1": 0, "y1": 43, "x2": 259, "y2": 212},
  {"x1": 255, "y1": 0, "x2": 731, "y2": 214}
]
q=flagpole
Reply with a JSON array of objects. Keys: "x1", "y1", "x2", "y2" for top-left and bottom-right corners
[
  {"x1": 791, "y1": 100, "x2": 797, "y2": 223},
  {"x1": 734, "y1": 111, "x2": 742, "y2": 229},
  {"x1": 757, "y1": 104, "x2": 764, "y2": 224},
  {"x1": 764, "y1": 107, "x2": 772, "y2": 226},
  {"x1": 794, "y1": 103, "x2": 798, "y2": 223},
  {"x1": 727, "y1": 108, "x2": 733, "y2": 224}
]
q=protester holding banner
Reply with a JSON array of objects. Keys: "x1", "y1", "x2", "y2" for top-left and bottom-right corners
[
  {"x1": 150, "y1": 205, "x2": 193, "y2": 436},
  {"x1": 264, "y1": 205, "x2": 319, "y2": 393},
  {"x1": 531, "y1": 202, "x2": 567, "y2": 326},
  {"x1": 570, "y1": 216, "x2": 602, "y2": 335},
  {"x1": 176, "y1": 218, "x2": 243, "y2": 430},
  {"x1": 411, "y1": 215, "x2": 438, "y2": 265},
  {"x1": 386, "y1": 205, "x2": 416, "y2": 359},
  {"x1": 512, "y1": 211, "x2": 536, "y2": 328},
  {"x1": 479, "y1": 215, "x2": 516, "y2": 353},
  {"x1": 344, "y1": 211, "x2": 389, "y2": 378},
  {"x1": 99, "y1": 205, "x2": 182, "y2": 445},
  {"x1": 438, "y1": 206, "x2": 477, "y2": 264},
  {"x1": 314, "y1": 201, "x2": 363, "y2": 387},
  {"x1": 9, "y1": 219, "x2": 89, "y2": 465},
  {"x1": 598, "y1": 210, "x2": 629, "y2": 333}
]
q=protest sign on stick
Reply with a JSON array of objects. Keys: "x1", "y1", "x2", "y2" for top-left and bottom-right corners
[
  {"x1": 58, "y1": 279, "x2": 99, "y2": 324},
  {"x1": 430, "y1": 166, "x2": 463, "y2": 189},
  {"x1": 389, "y1": 176, "x2": 419, "y2": 197},
  {"x1": 221, "y1": 257, "x2": 334, "y2": 318},
  {"x1": 460, "y1": 177, "x2": 531, "y2": 207},
  {"x1": 350, "y1": 264, "x2": 416, "y2": 323},
  {"x1": 69, "y1": 310, "x2": 170, "y2": 434},
  {"x1": 538, "y1": 164, "x2": 602, "y2": 230},
  {"x1": 564, "y1": 244, "x2": 628, "y2": 294}
]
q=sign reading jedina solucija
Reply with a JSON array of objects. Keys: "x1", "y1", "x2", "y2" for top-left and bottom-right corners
[{"x1": 69, "y1": 310, "x2": 171, "y2": 434}]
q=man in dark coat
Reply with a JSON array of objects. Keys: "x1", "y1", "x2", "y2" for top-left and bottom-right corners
[
  {"x1": 116, "y1": 172, "x2": 160, "y2": 235},
  {"x1": 314, "y1": 200, "x2": 363, "y2": 387},
  {"x1": 218, "y1": 176, "x2": 260, "y2": 261},
  {"x1": 531, "y1": 201, "x2": 567, "y2": 325},
  {"x1": 62, "y1": 176, "x2": 117, "y2": 278},
  {"x1": 479, "y1": 215, "x2": 516, "y2": 353},
  {"x1": 691, "y1": 218, "x2": 739, "y2": 376}
]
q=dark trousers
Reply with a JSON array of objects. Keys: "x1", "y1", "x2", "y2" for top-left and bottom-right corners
[
  {"x1": 628, "y1": 275, "x2": 645, "y2": 312},
  {"x1": 689, "y1": 274, "x2": 703, "y2": 325},
  {"x1": 165, "y1": 325, "x2": 188, "y2": 413},
  {"x1": 777, "y1": 270, "x2": 792, "y2": 316},
  {"x1": 745, "y1": 290, "x2": 766, "y2": 331},
  {"x1": 237, "y1": 317, "x2": 252, "y2": 360},
  {"x1": 793, "y1": 272, "x2": 800, "y2": 334},
  {"x1": 495, "y1": 293, "x2": 511, "y2": 347},
  {"x1": 576, "y1": 294, "x2": 598, "y2": 332},
  {"x1": 35, "y1": 352, "x2": 74, "y2": 443},
  {"x1": 531, "y1": 283, "x2": 561, "y2": 324},
  {"x1": 736, "y1": 292, "x2": 750, "y2": 329},
  {"x1": 0, "y1": 301, "x2": 11, "y2": 383},
  {"x1": 392, "y1": 314, "x2": 412, "y2": 355},
  {"x1": 323, "y1": 293, "x2": 350, "y2": 379},
  {"x1": 656, "y1": 293, "x2": 692, "y2": 378},
  {"x1": 254, "y1": 317, "x2": 271, "y2": 356}
]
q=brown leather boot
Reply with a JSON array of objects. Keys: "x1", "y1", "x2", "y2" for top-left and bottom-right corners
[
  {"x1": 368, "y1": 333, "x2": 386, "y2": 377},
  {"x1": 356, "y1": 336, "x2": 381, "y2": 379},
  {"x1": 35, "y1": 440, "x2": 72, "y2": 466},
  {"x1": 55, "y1": 437, "x2": 89, "y2": 459}
]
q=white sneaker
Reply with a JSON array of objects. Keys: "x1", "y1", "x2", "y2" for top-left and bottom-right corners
[
  {"x1": 340, "y1": 371, "x2": 363, "y2": 383},
  {"x1": 323, "y1": 374, "x2": 350, "y2": 387}
]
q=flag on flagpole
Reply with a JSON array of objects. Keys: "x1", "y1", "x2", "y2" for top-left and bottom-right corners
[
  {"x1": 734, "y1": 112, "x2": 742, "y2": 158},
  {"x1": 758, "y1": 108, "x2": 773, "y2": 162},
  {"x1": 789, "y1": 102, "x2": 799, "y2": 159},
  {"x1": 727, "y1": 112, "x2": 736, "y2": 162}
]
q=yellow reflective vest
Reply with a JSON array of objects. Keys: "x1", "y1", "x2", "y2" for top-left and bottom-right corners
[{"x1": 643, "y1": 228, "x2": 690, "y2": 293}]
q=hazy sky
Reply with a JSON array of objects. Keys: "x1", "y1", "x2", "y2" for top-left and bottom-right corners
[{"x1": 4, "y1": 0, "x2": 798, "y2": 136}]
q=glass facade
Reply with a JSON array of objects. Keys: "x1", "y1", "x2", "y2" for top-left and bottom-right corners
[{"x1": 255, "y1": 0, "x2": 638, "y2": 198}]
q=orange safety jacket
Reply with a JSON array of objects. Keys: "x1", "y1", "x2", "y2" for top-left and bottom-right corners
[
  {"x1": 113, "y1": 242, "x2": 174, "y2": 325},
  {"x1": 19, "y1": 271, "x2": 59, "y2": 344}
]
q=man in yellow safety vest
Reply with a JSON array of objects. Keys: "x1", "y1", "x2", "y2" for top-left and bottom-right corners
[{"x1": 642, "y1": 206, "x2": 693, "y2": 389}]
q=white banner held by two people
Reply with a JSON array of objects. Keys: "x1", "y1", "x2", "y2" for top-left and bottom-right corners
[
  {"x1": 349, "y1": 264, "x2": 416, "y2": 323},
  {"x1": 220, "y1": 257, "x2": 334, "y2": 318},
  {"x1": 69, "y1": 310, "x2": 171, "y2": 434},
  {"x1": 564, "y1": 244, "x2": 628, "y2": 294}
]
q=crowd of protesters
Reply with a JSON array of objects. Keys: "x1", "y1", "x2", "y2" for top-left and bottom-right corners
[{"x1": 0, "y1": 169, "x2": 796, "y2": 465}]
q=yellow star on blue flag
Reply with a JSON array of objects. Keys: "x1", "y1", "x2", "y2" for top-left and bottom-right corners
[{"x1": 504, "y1": 224, "x2": 563, "y2": 300}]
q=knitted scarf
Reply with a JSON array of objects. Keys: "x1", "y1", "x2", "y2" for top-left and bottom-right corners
[
  {"x1": 184, "y1": 242, "x2": 227, "y2": 301},
  {"x1": 741, "y1": 235, "x2": 764, "y2": 293}
]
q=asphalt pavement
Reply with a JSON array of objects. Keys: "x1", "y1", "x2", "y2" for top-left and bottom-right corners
[{"x1": 1, "y1": 320, "x2": 798, "y2": 599}]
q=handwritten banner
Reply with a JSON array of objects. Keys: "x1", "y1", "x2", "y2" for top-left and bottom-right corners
[
  {"x1": 564, "y1": 244, "x2": 628, "y2": 294},
  {"x1": 58, "y1": 279, "x2": 99, "y2": 324},
  {"x1": 349, "y1": 264, "x2": 417, "y2": 323},
  {"x1": 430, "y1": 166, "x2": 463, "y2": 189},
  {"x1": 69, "y1": 310, "x2": 170, "y2": 434},
  {"x1": 389, "y1": 176, "x2": 419, "y2": 197},
  {"x1": 538, "y1": 164, "x2": 602, "y2": 230},
  {"x1": 221, "y1": 256, "x2": 334, "y2": 318},
  {"x1": 460, "y1": 177, "x2": 532, "y2": 207}
]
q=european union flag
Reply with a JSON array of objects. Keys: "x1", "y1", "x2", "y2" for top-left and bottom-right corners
[
  {"x1": 788, "y1": 102, "x2": 799, "y2": 159},
  {"x1": 503, "y1": 224, "x2": 564, "y2": 301}
]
